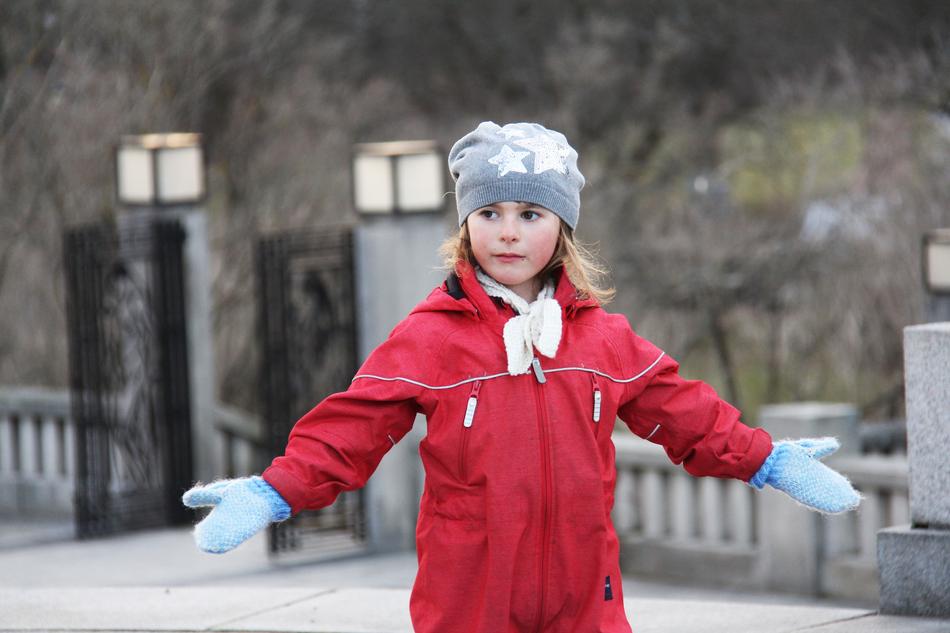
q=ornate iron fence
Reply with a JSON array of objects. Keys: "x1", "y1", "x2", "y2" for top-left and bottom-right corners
[
  {"x1": 63, "y1": 218, "x2": 193, "y2": 538},
  {"x1": 257, "y1": 226, "x2": 366, "y2": 560}
]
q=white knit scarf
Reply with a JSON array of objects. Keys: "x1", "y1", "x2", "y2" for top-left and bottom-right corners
[{"x1": 474, "y1": 266, "x2": 562, "y2": 375}]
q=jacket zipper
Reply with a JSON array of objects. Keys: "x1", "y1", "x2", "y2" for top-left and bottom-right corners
[
  {"x1": 458, "y1": 380, "x2": 481, "y2": 482},
  {"x1": 531, "y1": 356, "x2": 546, "y2": 383},
  {"x1": 590, "y1": 373, "x2": 602, "y2": 423},
  {"x1": 531, "y1": 356, "x2": 552, "y2": 633}
]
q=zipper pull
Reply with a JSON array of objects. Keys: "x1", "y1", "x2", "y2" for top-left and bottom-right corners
[
  {"x1": 463, "y1": 380, "x2": 482, "y2": 427},
  {"x1": 531, "y1": 357, "x2": 546, "y2": 383},
  {"x1": 591, "y1": 374, "x2": 602, "y2": 422}
]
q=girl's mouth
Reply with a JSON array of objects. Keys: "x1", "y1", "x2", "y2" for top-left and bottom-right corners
[{"x1": 496, "y1": 254, "x2": 524, "y2": 263}]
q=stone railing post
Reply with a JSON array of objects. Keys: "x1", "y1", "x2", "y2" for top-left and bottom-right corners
[
  {"x1": 755, "y1": 403, "x2": 860, "y2": 594},
  {"x1": 878, "y1": 323, "x2": 950, "y2": 616}
]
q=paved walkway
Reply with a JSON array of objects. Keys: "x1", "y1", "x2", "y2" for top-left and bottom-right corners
[{"x1": 1, "y1": 522, "x2": 948, "y2": 632}]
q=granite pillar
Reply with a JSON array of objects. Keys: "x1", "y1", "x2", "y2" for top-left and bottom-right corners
[
  {"x1": 354, "y1": 214, "x2": 450, "y2": 552},
  {"x1": 878, "y1": 323, "x2": 950, "y2": 616}
]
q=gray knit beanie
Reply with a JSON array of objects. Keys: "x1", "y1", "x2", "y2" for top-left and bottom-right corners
[{"x1": 448, "y1": 121, "x2": 585, "y2": 229}]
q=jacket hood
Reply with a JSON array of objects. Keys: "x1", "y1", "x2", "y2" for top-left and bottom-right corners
[{"x1": 409, "y1": 259, "x2": 599, "y2": 325}]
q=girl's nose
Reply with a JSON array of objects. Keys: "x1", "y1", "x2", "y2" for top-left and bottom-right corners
[{"x1": 499, "y1": 216, "x2": 519, "y2": 242}]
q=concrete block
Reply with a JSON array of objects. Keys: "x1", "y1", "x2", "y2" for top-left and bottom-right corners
[
  {"x1": 903, "y1": 323, "x2": 950, "y2": 528},
  {"x1": 878, "y1": 524, "x2": 950, "y2": 617}
]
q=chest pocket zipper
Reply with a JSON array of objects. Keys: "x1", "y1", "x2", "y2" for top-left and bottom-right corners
[
  {"x1": 459, "y1": 380, "x2": 482, "y2": 482},
  {"x1": 591, "y1": 373, "x2": 602, "y2": 423}
]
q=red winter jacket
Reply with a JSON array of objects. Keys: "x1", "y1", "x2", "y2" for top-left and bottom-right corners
[{"x1": 262, "y1": 259, "x2": 773, "y2": 633}]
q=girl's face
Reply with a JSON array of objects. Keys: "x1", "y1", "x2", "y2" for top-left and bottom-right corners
[{"x1": 467, "y1": 201, "x2": 561, "y2": 302}]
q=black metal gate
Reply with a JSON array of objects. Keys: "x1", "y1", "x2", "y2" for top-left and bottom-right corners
[
  {"x1": 257, "y1": 226, "x2": 367, "y2": 560},
  {"x1": 64, "y1": 218, "x2": 193, "y2": 538}
]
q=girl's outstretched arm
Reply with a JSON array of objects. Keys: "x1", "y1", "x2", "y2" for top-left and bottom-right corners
[
  {"x1": 614, "y1": 320, "x2": 860, "y2": 513},
  {"x1": 615, "y1": 327, "x2": 773, "y2": 482},
  {"x1": 260, "y1": 314, "x2": 432, "y2": 516},
  {"x1": 182, "y1": 313, "x2": 433, "y2": 552}
]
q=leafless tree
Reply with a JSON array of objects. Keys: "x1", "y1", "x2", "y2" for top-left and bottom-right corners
[{"x1": 1, "y1": 0, "x2": 948, "y2": 423}]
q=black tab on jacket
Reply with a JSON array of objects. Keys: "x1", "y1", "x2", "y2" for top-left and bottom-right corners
[{"x1": 445, "y1": 272, "x2": 465, "y2": 300}]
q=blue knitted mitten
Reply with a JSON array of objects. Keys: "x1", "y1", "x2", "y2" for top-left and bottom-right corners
[
  {"x1": 747, "y1": 437, "x2": 862, "y2": 514},
  {"x1": 181, "y1": 475, "x2": 292, "y2": 554}
]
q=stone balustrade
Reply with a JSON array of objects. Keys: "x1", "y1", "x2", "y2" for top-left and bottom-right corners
[
  {"x1": 0, "y1": 387, "x2": 74, "y2": 518},
  {"x1": 611, "y1": 416, "x2": 908, "y2": 602}
]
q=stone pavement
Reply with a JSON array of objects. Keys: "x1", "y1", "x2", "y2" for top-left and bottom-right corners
[
  {"x1": 1, "y1": 523, "x2": 949, "y2": 632},
  {"x1": 5, "y1": 586, "x2": 950, "y2": 632}
]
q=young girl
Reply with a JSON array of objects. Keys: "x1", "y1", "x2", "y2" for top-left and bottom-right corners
[{"x1": 183, "y1": 121, "x2": 861, "y2": 633}]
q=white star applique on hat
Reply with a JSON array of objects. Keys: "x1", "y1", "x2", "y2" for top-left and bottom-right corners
[
  {"x1": 513, "y1": 134, "x2": 571, "y2": 174},
  {"x1": 488, "y1": 145, "x2": 530, "y2": 177}
]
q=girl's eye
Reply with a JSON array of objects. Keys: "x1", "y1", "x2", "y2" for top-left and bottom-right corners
[{"x1": 476, "y1": 208, "x2": 541, "y2": 219}]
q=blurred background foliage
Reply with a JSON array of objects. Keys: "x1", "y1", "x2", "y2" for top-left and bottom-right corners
[{"x1": 1, "y1": 0, "x2": 948, "y2": 424}]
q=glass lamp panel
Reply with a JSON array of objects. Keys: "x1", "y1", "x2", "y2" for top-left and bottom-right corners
[
  {"x1": 353, "y1": 154, "x2": 394, "y2": 213},
  {"x1": 926, "y1": 241, "x2": 950, "y2": 293},
  {"x1": 156, "y1": 146, "x2": 204, "y2": 203},
  {"x1": 117, "y1": 146, "x2": 154, "y2": 204},
  {"x1": 396, "y1": 152, "x2": 443, "y2": 212}
]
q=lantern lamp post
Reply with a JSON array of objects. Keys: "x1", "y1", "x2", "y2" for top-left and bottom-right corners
[
  {"x1": 115, "y1": 133, "x2": 206, "y2": 208},
  {"x1": 352, "y1": 140, "x2": 444, "y2": 216}
]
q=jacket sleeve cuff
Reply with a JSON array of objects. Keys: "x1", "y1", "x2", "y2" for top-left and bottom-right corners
[
  {"x1": 260, "y1": 468, "x2": 308, "y2": 517},
  {"x1": 735, "y1": 427, "x2": 775, "y2": 483}
]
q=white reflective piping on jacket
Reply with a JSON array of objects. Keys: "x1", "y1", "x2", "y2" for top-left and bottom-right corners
[
  {"x1": 351, "y1": 371, "x2": 509, "y2": 390},
  {"x1": 350, "y1": 352, "x2": 666, "y2": 389},
  {"x1": 543, "y1": 352, "x2": 666, "y2": 384}
]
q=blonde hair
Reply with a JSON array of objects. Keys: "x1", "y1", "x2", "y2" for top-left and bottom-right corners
[{"x1": 437, "y1": 220, "x2": 616, "y2": 306}]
